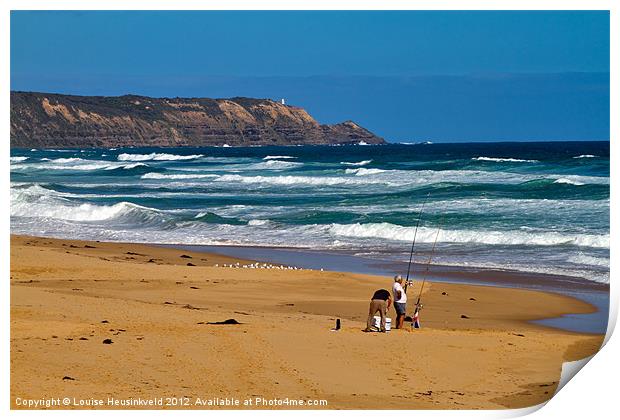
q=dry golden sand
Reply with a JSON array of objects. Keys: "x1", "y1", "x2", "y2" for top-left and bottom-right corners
[{"x1": 10, "y1": 235, "x2": 604, "y2": 409}]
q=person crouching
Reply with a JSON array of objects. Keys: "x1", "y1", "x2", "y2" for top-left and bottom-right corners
[{"x1": 364, "y1": 288, "x2": 392, "y2": 332}]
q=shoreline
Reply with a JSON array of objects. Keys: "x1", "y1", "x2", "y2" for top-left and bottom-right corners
[
  {"x1": 155, "y1": 243, "x2": 608, "y2": 291},
  {"x1": 28, "y1": 234, "x2": 605, "y2": 334},
  {"x1": 10, "y1": 233, "x2": 609, "y2": 333},
  {"x1": 10, "y1": 232, "x2": 608, "y2": 290},
  {"x1": 155, "y1": 243, "x2": 609, "y2": 334},
  {"x1": 10, "y1": 234, "x2": 606, "y2": 409}
]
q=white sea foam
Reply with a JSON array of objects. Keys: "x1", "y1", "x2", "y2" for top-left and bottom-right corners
[
  {"x1": 213, "y1": 174, "x2": 392, "y2": 187},
  {"x1": 341, "y1": 160, "x2": 372, "y2": 166},
  {"x1": 358, "y1": 141, "x2": 370, "y2": 146},
  {"x1": 187, "y1": 170, "x2": 609, "y2": 188},
  {"x1": 554, "y1": 178, "x2": 585, "y2": 186},
  {"x1": 473, "y1": 157, "x2": 539, "y2": 163},
  {"x1": 10, "y1": 156, "x2": 28, "y2": 162},
  {"x1": 10, "y1": 186, "x2": 161, "y2": 222},
  {"x1": 328, "y1": 222, "x2": 609, "y2": 249},
  {"x1": 104, "y1": 162, "x2": 147, "y2": 170},
  {"x1": 263, "y1": 155, "x2": 296, "y2": 160},
  {"x1": 566, "y1": 254, "x2": 610, "y2": 268},
  {"x1": 425, "y1": 259, "x2": 609, "y2": 284},
  {"x1": 248, "y1": 219, "x2": 269, "y2": 226},
  {"x1": 345, "y1": 168, "x2": 386, "y2": 176},
  {"x1": 573, "y1": 154, "x2": 597, "y2": 159},
  {"x1": 51, "y1": 157, "x2": 84, "y2": 163},
  {"x1": 141, "y1": 172, "x2": 219, "y2": 180},
  {"x1": 254, "y1": 160, "x2": 303, "y2": 170},
  {"x1": 117, "y1": 153, "x2": 204, "y2": 161},
  {"x1": 13, "y1": 159, "x2": 149, "y2": 171}
]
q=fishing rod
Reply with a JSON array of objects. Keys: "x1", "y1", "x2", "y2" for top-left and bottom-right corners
[
  {"x1": 412, "y1": 218, "x2": 443, "y2": 329},
  {"x1": 404, "y1": 193, "x2": 431, "y2": 293}
]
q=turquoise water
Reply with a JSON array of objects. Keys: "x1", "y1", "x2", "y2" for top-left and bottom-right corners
[{"x1": 10, "y1": 142, "x2": 610, "y2": 285}]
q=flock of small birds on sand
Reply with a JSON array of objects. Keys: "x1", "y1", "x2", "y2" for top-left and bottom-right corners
[{"x1": 215, "y1": 262, "x2": 323, "y2": 271}]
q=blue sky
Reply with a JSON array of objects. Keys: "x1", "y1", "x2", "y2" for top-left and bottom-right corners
[{"x1": 11, "y1": 11, "x2": 610, "y2": 141}]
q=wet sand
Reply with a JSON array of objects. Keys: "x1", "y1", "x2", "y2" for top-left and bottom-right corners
[{"x1": 10, "y1": 235, "x2": 604, "y2": 409}]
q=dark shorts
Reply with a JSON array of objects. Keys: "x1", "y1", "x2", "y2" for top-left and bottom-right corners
[{"x1": 394, "y1": 302, "x2": 407, "y2": 315}]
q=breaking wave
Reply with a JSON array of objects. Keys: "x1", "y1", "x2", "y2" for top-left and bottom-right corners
[
  {"x1": 12, "y1": 159, "x2": 150, "y2": 172},
  {"x1": 117, "y1": 153, "x2": 204, "y2": 161},
  {"x1": 50, "y1": 157, "x2": 84, "y2": 163},
  {"x1": 11, "y1": 185, "x2": 166, "y2": 224},
  {"x1": 345, "y1": 168, "x2": 386, "y2": 176},
  {"x1": 328, "y1": 222, "x2": 609, "y2": 249},
  {"x1": 142, "y1": 172, "x2": 219, "y2": 180},
  {"x1": 252, "y1": 160, "x2": 303, "y2": 170},
  {"x1": 213, "y1": 174, "x2": 392, "y2": 186},
  {"x1": 472, "y1": 157, "x2": 539, "y2": 163},
  {"x1": 263, "y1": 155, "x2": 296, "y2": 160},
  {"x1": 553, "y1": 178, "x2": 585, "y2": 186},
  {"x1": 341, "y1": 160, "x2": 372, "y2": 166}
]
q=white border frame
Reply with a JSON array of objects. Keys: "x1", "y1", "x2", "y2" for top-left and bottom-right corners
[{"x1": 2, "y1": 2, "x2": 617, "y2": 420}]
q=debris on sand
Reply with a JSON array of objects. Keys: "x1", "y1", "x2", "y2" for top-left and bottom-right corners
[
  {"x1": 469, "y1": 297, "x2": 476, "y2": 301},
  {"x1": 84, "y1": 245, "x2": 96, "y2": 248},
  {"x1": 460, "y1": 315, "x2": 470, "y2": 319},
  {"x1": 203, "y1": 319, "x2": 242, "y2": 325},
  {"x1": 180, "y1": 254, "x2": 192, "y2": 259},
  {"x1": 62, "y1": 376, "x2": 76, "y2": 381},
  {"x1": 102, "y1": 339, "x2": 113, "y2": 344},
  {"x1": 330, "y1": 319, "x2": 341, "y2": 331},
  {"x1": 186, "y1": 262, "x2": 196, "y2": 267},
  {"x1": 100, "y1": 320, "x2": 109, "y2": 324}
]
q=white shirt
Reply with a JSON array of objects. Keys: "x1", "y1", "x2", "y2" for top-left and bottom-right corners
[{"x1": 393, "y1": 282, "x2": 407, "y2": 303}]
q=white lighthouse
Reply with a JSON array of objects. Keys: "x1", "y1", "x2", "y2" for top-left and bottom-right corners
[{"x1": 280, "y1": 98, "x2": 286, "y2": 105}]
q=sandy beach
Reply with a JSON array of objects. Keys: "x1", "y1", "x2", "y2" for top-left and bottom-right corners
[{"x1": 10, "y1": 234, "x2": 604, "y2": 409}]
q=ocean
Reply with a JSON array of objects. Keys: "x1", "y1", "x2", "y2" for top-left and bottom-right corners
[{"x1": 10, "y1": 141, "x2": 610, "y2": 286}]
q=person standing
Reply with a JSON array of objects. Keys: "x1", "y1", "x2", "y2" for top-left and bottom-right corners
[
  {"x1": 392, "y1": 275, "x2": 407, "y2": 329},
  {"x1": 364, "y1": 289, "x2": 392, "y2": 332}
]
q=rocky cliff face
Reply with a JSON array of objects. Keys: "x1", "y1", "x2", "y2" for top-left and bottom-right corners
[{"x1": 10, "y1": 92, "x2": 385, "y2": 148}]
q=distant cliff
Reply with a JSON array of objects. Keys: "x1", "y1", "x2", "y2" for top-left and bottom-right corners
[{"x1": 10, "y1": 92, "x2": 385, "y2": 148}]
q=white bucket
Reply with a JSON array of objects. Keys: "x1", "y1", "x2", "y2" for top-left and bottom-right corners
[{"x1": 372, "y1": 316, "x2": 391, "y2": 331}]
